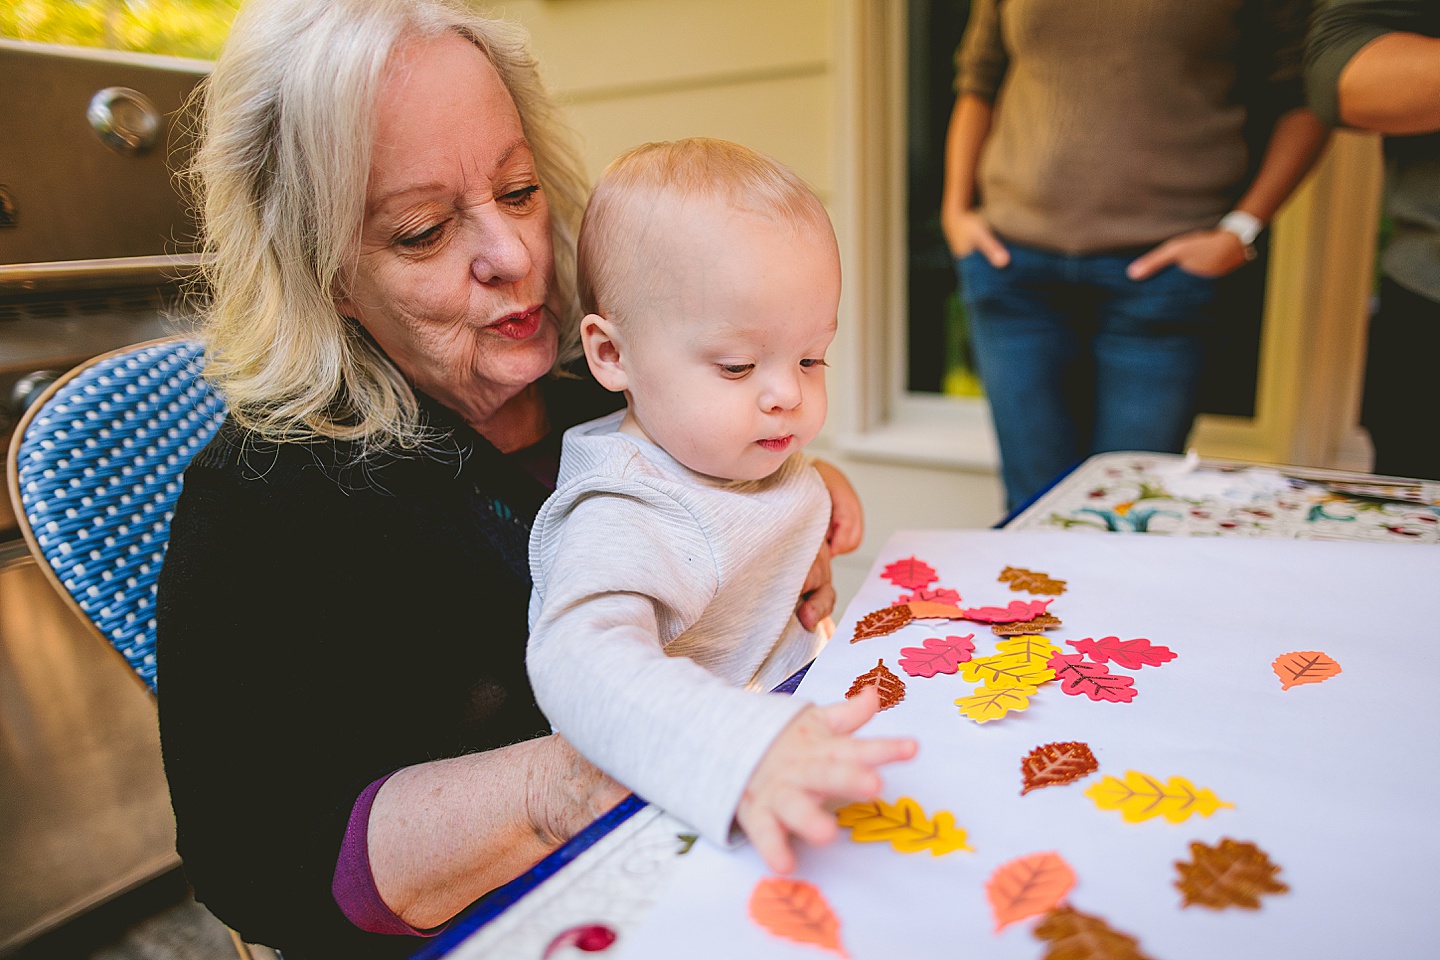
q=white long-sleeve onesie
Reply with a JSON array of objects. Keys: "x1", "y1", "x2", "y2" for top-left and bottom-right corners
[{"x1": 526, "y1": 411, "x2": 831, "y2": 844}]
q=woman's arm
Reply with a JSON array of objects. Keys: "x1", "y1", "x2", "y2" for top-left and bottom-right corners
[
  {"x1": 370, "y1": 734, "x2": 626, "y2": 929},
  {"x1": 1339, "y1": 31, "x2": 1440, "y2": 134},
  {"x1": 1127, "y1": 107, "x2": 1329, "y2": 280},
  {"x1": 940, "y1": 94, "x2": 1009, "y2": 267}
]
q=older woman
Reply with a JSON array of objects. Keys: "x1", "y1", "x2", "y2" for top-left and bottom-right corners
[{"x1": 155, "y1": 2, "x2": 859, "y2": 957}]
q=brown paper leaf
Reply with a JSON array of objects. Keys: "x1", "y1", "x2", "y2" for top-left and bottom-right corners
[
  {"x1": 1021, "y1": 741, "x2": 1099, "y2": 795},
  {"x1": 1000, "y1": 566, "x2": 1068, "y2": 595},
  {"x1": 845, "y1": 659, "x2": 906, "y2": 711},
  {"x1": 1175, "y1": 837, "x2": 1289, "y2": 910},
  {"x1": 851, "y1": 605, "x2": 913, "y2": 642},
  {"x1": 993, "y1": 612, "x2": 1063, "y2": 636},
  {"x1": 1034, "y1": 905, "x2": 1154, "y2": 960}
]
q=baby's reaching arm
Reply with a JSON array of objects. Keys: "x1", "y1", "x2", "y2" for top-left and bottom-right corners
[{"x1": 737, "y1": 685, "x2": 917, "y2": 874}]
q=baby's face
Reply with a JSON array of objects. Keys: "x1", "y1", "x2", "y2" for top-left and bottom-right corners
[{"x1": 615, "y1": 197, "x2": 840, "y2": 482}]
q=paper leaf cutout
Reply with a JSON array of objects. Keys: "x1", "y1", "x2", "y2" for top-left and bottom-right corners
[
  {"x1": 835, "y1": 796, "x2": 973, "y2": 856},
  {"x1": 895, "y1": 586, "x2": 962, "y2": 606},
  {"x1": 1067, "y1": 637, "x2": 1177, "y2": 669},
  {"x1": 851, "y1": 605, "x2": 912, "y2": 642},
  {"x1": 1048, "y1": 653, "x2": 1137, "y2": 703},
  {"x1": 961, "y1": 599, "x2": 1054, "y2": 624},
  {"x1": 1272, "y1": 650, "x2": 1342, "y2": 690},
  {"x1": 898, "y1": 634, "x2": 976, "y2": 678},
  {"x1": 881, "y1": 556, "x2": 938, "y2": 591},
  {"x1": 962, "y1": 636, "x2": 1060, "y2": 688},
  {"x1": 1084, "y1": 770, "x2": 1234, "y2": 823},
  {"x1": 956, "y1": 683, "x2": 1037, "y2": 722},
  {"x1": 1034, "y1": 905, "x2": 1154, "y2": 960},
  {"x1": 994, "y1": 613, "x2": 1063, "y2": 636},
  {"x1": 1000, "y1": 566, "x2": 1068, "y2": 595},
  {"x1": 1021, "y1": 741, "x2": 1099, "y2": 795},
  {"x1": 748, "y1": 877, "x2": 849, "y2": 958},
  {"x1": 986, "y1": 851, "x2": 1077, "y2": 931},
  {"x1": 1175, "y1": 837, "x2": 1289, "y2": 909},
  {"x1": 845, "y1": 658, "x2": 906, "y2": 711},
  {"x1": 907, "y1": 600, "x2": 966, "y2": 620}
]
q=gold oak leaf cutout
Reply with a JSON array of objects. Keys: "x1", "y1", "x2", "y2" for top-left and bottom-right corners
[
  {"x1": 851, "y1": 605, "x2": 913, "y2": 642},
  {"x1": 835, "y1": 796, "x2": 972, "y2": 856},
  {"x1": 1034, "y1": 905, "x2": 1155, "y2": 960},
  {"x1": 994, "y1": 613, "x2": 1063, "y2": 636},
  {"x1": 999, "y1": 566, "x2": 1068, "y2": 595},
  {"x1": 845, "y1": 659, "x2": 906, "y2": 711},
  {"x1": 1175, "y1": 837, "x2": 1289, "y2": 910},
  {"x1": 1021, "y1": 741, "x2": 1099, "y2": 795}
]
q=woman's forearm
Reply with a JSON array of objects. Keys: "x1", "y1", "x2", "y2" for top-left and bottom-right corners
[
  {"x1": 1232, "y1": 107, "x2": 1331, "y2": 225},
  {"x1": 368, "y1": 733, "x2": 626, "y2": 929},
  {"x1": 941, "y1": 93, "x2": 994, "y2": 218},
  {"x1": 1339, "y1": 32, "x2": 1440, "y2": 135}
]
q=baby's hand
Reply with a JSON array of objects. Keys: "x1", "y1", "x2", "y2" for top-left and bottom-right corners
[{"x1": 736, "y1": 685, "x2": 918, "y2": 874}]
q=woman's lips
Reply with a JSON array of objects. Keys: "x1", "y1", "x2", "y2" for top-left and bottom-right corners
[
  {"x1": 490, "y1": 305, "x2": 543, "y2": 340},
  {"x1": 756, "y1": 435, "x2": 793, "y2": 452}
]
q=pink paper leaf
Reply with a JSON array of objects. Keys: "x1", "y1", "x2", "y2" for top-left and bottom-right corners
[
  {"x1": 960, "y1": 599, "x2": 1053, "y2": 624},
  {"x1": 1047, "y1": 653, "x2": 1137, "y2": 703},
  {"x1": 1067, "y1": 636, "x2": 1177, "y2": 669},
  {"x1": 898, "y1": 634, "x2": 977, "y2": 678},
  {"x1": 894, "y1": 587, "x2": 962, "y2": 606},
  {"x1": 881, "y1": 556, "x2": 939, "y2": 591}
]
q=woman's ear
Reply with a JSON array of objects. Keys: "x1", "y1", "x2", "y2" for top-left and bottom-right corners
[{"x1": 580, "y1": 313, "x2": 629, "y2": 393}]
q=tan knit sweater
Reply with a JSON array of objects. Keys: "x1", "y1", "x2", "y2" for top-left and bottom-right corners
[{"x1": 958, "y1": 0, "x2": 1308, "y2": 253}]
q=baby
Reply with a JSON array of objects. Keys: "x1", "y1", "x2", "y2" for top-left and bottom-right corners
[{"x1": 527, "y1": 138, "x2": 915, "y2": 872}]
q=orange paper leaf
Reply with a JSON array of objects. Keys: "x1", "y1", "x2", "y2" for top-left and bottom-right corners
[
  {"x1": 1034, "y1": 905, "x2": 1154, "y2": 960},
  {"x1": 748, "y1": 877, "x2": 849, "y2": 958},
  {"x1": 1272, "y1": 650, "x2": 1342, "y2": 690},
  {"x1": 1175, "y1": 837, "x2": 1289, "y2": 910},
  {"x1": 1021, "y1": 741, "x2": 1099, "y2": 795},
  {"x1": 845, "y1": 659, "x2": 906, "y2": 711},
  {"x1": 986, "y1": 851, "x2": 1077, "y2": 931},
  {"x1": 907, "y1": 600, "x2": 966, "y2": 620},
  {"x1": 850, "y1": 605, "x2": 913, "y2": 642}
]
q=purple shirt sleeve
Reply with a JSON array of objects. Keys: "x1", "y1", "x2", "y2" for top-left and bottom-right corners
[{"x1": 332, "y1": 772, "x2": 449, "y2": 938}]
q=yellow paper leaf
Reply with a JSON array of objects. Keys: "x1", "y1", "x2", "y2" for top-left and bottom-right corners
[
  {"x1": 961, "y1": 652, "x2": 1057, "y2": 688},
  {"x1": 956, "y1": 683, "x2": 1038, "y2": 722},
  {"x1": 994, "y1": 635, "x2": 1062, "y2": 661},
  {"x1": 835, "y1": 796, "x2": 973, "y2": 856},
  {"x1": 1084, "y1": 770, "x2": 1234, "y2": 823}
]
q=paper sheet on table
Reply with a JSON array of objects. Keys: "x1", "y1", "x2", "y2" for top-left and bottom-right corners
[{"x1": 617, "y1": 531, "x2": 1440, "y2": 960}]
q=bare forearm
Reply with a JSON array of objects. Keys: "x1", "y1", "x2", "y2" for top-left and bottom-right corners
[
  {"x1": 941, "y1": 94, "x2": 994, "y2": 216},
  {"x1": 1233, "y1": 108, "x2": 1330, "y2": 224},
  {"x1": 1339, "y1": 32, "x2": 1440, "y2": 134},
  {"x1": 368, "y1": 733, "x2": 625, "y2": 929}
]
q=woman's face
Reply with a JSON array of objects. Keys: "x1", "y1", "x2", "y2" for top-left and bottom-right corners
[{"x1": 337, "y1": 33, "x2": 557, "y2": 431}]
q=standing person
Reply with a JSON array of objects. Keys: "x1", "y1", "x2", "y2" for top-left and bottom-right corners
[
  {"x1": 527, "y1": 139, "x2": 917, "y2": 875},
  {"x1": 942, "y1": 0, "x2": 1329, "y2": 509},
  {"x1": 1307, "y1": 0, "x2": 1440, "y2": 480},
  {"x1": 155, "y1": 2, "x2": 861, "y2": 957}
]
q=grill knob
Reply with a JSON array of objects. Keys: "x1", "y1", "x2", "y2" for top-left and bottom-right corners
[{"x1": 87, "y1": 87, "x2": 161, "y2": 155}]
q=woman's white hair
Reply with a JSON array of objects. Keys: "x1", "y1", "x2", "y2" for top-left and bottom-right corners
[{"x1": 188, "y1": 0, "x2": 589, "y2": 451}]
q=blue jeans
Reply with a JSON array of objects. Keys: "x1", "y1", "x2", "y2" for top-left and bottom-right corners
[{"x1": 958, "y1": 241, "x2": 1218, "y2": 509}]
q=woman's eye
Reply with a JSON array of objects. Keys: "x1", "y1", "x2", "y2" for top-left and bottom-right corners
[
  {"x1": 397, "y1": 223, "x2": 445, "y2": 250},
  {"x1": 720, "y1": 363, "x2": 754, "y2": 378},
  {"x1": 800, "y1": 358, "x2": 829, "y2": 369},
  {"x1": 500, "y1": 184, "x2": 542, "y2": 209}
]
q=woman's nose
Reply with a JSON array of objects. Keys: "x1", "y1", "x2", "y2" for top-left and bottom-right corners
[{"x1": 470, "y1": 212, "x2": 533, "y2": 285}]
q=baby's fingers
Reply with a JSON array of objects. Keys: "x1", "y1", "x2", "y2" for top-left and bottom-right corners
[
  {"x1": 817, "y1": 684, "x2": 882, "y2": 735},
  {"x1": 774, "y1": 791, "x2": 841, "y2": 848},
  {"x1": 740, "y1": 807, "x2": 798, "y2": 875}
]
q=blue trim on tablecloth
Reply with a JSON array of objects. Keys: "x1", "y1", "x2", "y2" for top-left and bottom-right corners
[{"x1": 412, "y1": 661, "x2": 813, "y2": 956}]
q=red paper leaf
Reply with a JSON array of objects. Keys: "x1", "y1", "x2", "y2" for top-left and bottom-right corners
[
  {"x1": 961, "y1": 599, "x2": 1053, "y2": 624},
  {"x1": 1047, "y1": 653, "x2": 1137, "y2": 703},
  {"x1": 1067, "y1": 636, "x2": 1177, "y2": 669},
  {"x1": 880, "y1": 556, "x2": 939, "y2": 591},
  {"x1": 895, "y1": 586, "x2": 962, "y2": 606},
  {"x1": 898, "y1": 634, "x2": 976, "y2": 678}
]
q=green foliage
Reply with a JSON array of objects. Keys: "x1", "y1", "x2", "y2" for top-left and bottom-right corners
[{"x1": 0, "y1": 0, "x2": 239, "y2": 60}]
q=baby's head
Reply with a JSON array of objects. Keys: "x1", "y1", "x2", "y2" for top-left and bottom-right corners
[{"x1": 577, "y1": 138, "x2": 841, "y2": 482}]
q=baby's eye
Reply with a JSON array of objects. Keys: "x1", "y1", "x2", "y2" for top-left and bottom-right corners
[
  {"x1": 719, "y1": 363, "x2": 754, "y2": 378},
  {"x1": 499, "y1": 184, "x2": 542, "y2": 210},
  {"x1": 397, "y1": 223, "x2": 445, "y2": 250},
  {"x1": 800, "y1": 358, "x2": 829, "y2": 369}
]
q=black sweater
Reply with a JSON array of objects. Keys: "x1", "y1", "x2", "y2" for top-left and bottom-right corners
[{"x1": 155, "y1": 374, "x2": 621, "y2": 959}]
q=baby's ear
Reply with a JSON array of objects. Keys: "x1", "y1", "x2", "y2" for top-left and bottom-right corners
[{"x1": 580, "y1": 313, "x2": 628, "y2": 393}]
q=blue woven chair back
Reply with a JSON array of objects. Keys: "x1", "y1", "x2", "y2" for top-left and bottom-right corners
[{"x1": 13, "y1": 339, "x2": 228, "y2": 691}]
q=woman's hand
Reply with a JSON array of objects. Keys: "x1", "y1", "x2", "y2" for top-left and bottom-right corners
[
  {"x1": 942, "y1": 208, "x2": 1010, "y2": 268},
  {"x1": 797, "y1": 461, "x2": 865, "y2": 632},
  {"x1": 1126, "y1": 228, "x2": 1250, "y2": 281}
]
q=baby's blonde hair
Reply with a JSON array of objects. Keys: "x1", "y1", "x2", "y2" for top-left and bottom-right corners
[{"x1": 577, "y1": 138, "x2": 831, "y2": 323}]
